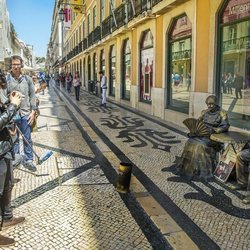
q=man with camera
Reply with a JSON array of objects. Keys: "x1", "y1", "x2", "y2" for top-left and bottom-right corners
[
  {"x1": 6, "y1": 55, "x2": 38, "y2": 172},
  {"x1": 0, "y1": 72, "x2": 24, "y2": 247}
]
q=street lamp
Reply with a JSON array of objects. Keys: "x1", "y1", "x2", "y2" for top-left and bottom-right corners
[{"x1": 59, "y1": 8, "x2": 65, "y2": 22}]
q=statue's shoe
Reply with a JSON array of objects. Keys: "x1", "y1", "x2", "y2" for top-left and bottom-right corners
[{"x1": 230, "y1": 183, "x2": 247, "y2": 191}]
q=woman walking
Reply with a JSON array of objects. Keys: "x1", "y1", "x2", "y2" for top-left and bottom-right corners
[{"x1": 73, "y1": 72, "x2": 81, "y2": 101}]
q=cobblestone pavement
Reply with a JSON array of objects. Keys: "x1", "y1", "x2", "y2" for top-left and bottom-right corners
[{"x1": 1, "y1": 85, "x2": 249, "y2": 249}]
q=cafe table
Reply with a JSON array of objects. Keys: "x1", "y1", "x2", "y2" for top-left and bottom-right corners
[{"x1": 210, "y1": 131, "x2": 250, "y2": 153}]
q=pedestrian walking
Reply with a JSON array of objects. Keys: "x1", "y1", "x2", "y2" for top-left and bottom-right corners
[
  {"x1": 66, "y1": 73, "x2": 73, "y2": 93},
  {"x1": 0, "y1": 72, "x2": 25, "y2": 247},
  {"x1": 73, "y1": 71, "x2": 81, "y2": 101},
  {"x1": 99, "y1": 71, "x2": 107, "y2": 107},
  {"x1": 234, "y1": 72, "x2": 244, "y2": 99},
  {"x1": 6, "y1": 55, "x2": 38, "y2": 172}
]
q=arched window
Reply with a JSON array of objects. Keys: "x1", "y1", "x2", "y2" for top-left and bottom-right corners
[
  {"x1": 121, "y1": 39, "x2": 131, "y2": 99},
  {"x1": 80, "y1": 59, "x2": 82, "y2": 81},
  {"x1": 87, "y1": 56, "x2": 91, "y2": 82},
  {"x1": 218, "y1": 0, "x2": 250, "y2": 130},
  {"x1": 167, "y1": 15, "x2": 192, "y2": 114},
  {"x1": 109, "y1": 45, "x2": 116, "y2": 96},
  {"x1": 83, "y1": 58, "x2": 86, "y2": 87},
  {"x1": 93, "y1": 53, "x2": 97, "y2": 81},
  {"x1": 100, "y1": 49, "x2": 105, "y2": 74},
  {"x1": 140, "y1": 30, "x2": 154, "y2": 102}
]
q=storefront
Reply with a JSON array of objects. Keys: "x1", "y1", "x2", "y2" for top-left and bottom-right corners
[
  {"x1": 167, "y1": 14, "x2": 192, "y2": 114},
  {"x1": 218, "y1": 0, "x2": 250, "y2": 130}
]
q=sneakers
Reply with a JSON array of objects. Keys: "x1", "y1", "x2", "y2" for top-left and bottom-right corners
[
  {"x1": 0, "y1": 234, "x2": 15, "y2": 247},
  {"x1": 2, "y1": 216, "x2": 25, "y2": 229},
  {"x1": 22, "y1": 160, "x2": 37, "y2": 172}
]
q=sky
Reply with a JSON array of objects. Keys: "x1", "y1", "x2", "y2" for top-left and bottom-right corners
[{"x1": 6, "y1": 0, "x2": 55, "y2": 57}]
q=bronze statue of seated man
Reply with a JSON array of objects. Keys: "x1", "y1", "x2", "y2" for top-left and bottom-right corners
[
  {"x1": 177, "y1": 95, "x2": 230, "y2": 180},
  {"x1": 230, "y1": 143, "x2": 250, "y2": 205}
]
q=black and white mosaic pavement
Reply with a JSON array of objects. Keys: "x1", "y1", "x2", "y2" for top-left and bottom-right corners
[
  {"x1": 5, "y1": 86, "x2": 249, "y2": 250},
  {"x1": 55, "y1": 87, "x2": 250, "y2": 250}
]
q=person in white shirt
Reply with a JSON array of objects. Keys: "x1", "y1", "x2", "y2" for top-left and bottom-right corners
[{"x1": 99, "y1": 71, "x2": 107, "y2": 107}]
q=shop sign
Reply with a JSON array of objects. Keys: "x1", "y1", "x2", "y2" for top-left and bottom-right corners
[{"x1": 222, "y1": 0, "x2": 250, "y2": 24}]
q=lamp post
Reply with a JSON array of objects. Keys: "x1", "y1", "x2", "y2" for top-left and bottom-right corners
[{"x1": 58, "y1": 8, "x2": 64, "y2": 75}]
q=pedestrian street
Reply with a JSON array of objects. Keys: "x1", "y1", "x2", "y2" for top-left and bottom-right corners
[{"x1": 2, "y1": 84, "x2": 249, "y2": 250}]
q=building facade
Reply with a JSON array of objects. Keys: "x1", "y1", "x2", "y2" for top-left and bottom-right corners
[
  {"x1": 49, "y1": 0, "x2": 250, "y2": 131},
  {"x1": 0, "y1": 0, "x2": 12, "y2": 70}
]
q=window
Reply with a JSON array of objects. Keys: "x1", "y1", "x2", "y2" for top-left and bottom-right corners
[
  {"x1": 100, "y1": 49, "x2": 105, "y2": 74},
  {"x1": 88, "y1": 56, "x2": 91, "y2": 81},
  {"x1": 93, "y1": 53, "x2": 97, "y2": 81},
  {"x1": 167, "y1": 14, "x2": 192, "y2": 114},
  {"x1": 109, "y1": 45, "x2": 116, "y2": 96},
  {"x1": 110, "y1": 0, "x2": 115, "y2": 14},
  {"x1": 82, "y1": 21, "x2": 85, "y2": 38},
  {"x1": 121, "y1": 39, "x2": 131, "y2": 100},
  {"x1": 93, "y1": 6, "x2": 97, "y2": 29},
  {"x1": 87, "y1": 14, "x2": 90, "y2": 35},
  {"x1": 218, "y1": 0, "x2": 250, "y2": 130},
  {"x1": 100, "y1": 0, "x2": 105, "y2": 22},
  {"x1": 140, "y1": 30, "x2": 154, "y2": 102}
]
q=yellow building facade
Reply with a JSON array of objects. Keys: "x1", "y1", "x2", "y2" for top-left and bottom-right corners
[{"x1": 58, "y1": 0, "x2": 250, "y2": 131}]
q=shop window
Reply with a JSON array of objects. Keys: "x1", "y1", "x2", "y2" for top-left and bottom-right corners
[
  {"x1": 140, "y1": 30, "x2": 154, "y2": 102},
  {"x1": 121, "y1": 39, "x2": 131, "y2": 100},
  {"x1": 109, "y1": 45, "x2": 116, "y2": 96},
  {"x1": 167, "y1": 14, "x2": 192, "y2": 114},
  {"x1": 218, "y1": 0, "x2": 250, "y2": 130}
]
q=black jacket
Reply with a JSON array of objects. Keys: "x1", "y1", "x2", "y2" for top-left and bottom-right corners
[{"x1": 0, "y1": 103, "x2": 18, "y2": 158}]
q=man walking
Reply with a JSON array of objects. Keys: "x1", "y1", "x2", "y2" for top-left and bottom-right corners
[
  {"x1": 234, "y1": 72, "x2": 244, "y2": 99},
  {"x1": 6, "y1": 55, "x2": 38, "y2": 172},
  {"x1": 99, "y1": 71, "x2": 107, "y2": 107}
]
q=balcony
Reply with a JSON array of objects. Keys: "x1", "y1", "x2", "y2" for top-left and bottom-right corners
[
  {"x1": 135, "y1": 0, "x2": 149, "y2": 16},
  {"x1": 88, "y1": 32, "x2": 93, "y2": 47},
  {"x1": 64, "y1": 0, "x2": 164, "y2": 62},
  {"x1": 93, "y1": 26, "x2": 101, "y2": 44},
  {"x1": 113, "y1": 4, "x2": 126, "y2": 29},
  {"x1": 172, "y1": 49, "x2": 191, "y2": 61},
  {"x1": 223, "y1": 36, "x2": 250, "y2": 52},
  {"x1": 102, "y1": 16, "x2": 112, "y2": 38},
  {"x1": 83, "y1": 38, "x2": 88, "y2": 50}
]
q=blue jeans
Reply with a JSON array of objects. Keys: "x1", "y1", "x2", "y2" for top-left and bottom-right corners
[{"x1": 14, "y1": 116, "x2": 33, "y2": 161}]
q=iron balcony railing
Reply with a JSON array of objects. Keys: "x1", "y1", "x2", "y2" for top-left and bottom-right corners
[
  {"x1": 135, "y1": 0, "x2": 149, "y2": 16},
  {"x1": 93, "y1": 26, "x2": 101, "y2": 44},
  {"x1": 172, "y1": 49, "x2": 191, "y2": 61},
  {"x1": 88, "y1": 32, "x2": 93, "y2": 47},
  {"x1": 223, "y1": 36, "x2": 250, "y2": 52},
  {"x1": 113, "y1": 4, "x2": 126, "y2": 29},
  {"x1": 64, "y1": 0, "x2": 164, "y2": 63},
  {"x1": 78, "y1": 41, "x2": 83, "y2": 53},
  {"x1": 102, "y1": 16, "x2": 112, "y2": 38},
  {"x1": 83, "y1": 38, "x2": 88, "y2": 50}
]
